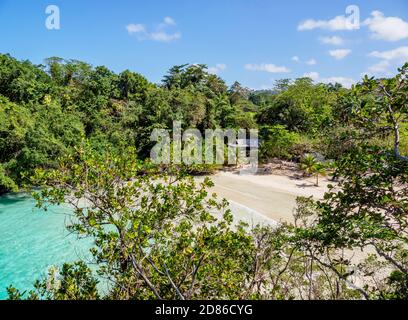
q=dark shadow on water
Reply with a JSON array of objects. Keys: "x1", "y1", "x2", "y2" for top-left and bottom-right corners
[{"x1": 0, "y1": 192, "x2": 32, "y2": 205}]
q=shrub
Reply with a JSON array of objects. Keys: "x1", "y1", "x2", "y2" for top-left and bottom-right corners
[{"x1": 259, "y1": 125, "x2": 300, "y2": 161}]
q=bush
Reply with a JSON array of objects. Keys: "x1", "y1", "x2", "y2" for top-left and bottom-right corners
[
  {"x1": 259, "y1": 125, "x2": 300, "y2": 161},
  {"x1": 0, "y1": 163, "x2": 18, "y2": 194}
]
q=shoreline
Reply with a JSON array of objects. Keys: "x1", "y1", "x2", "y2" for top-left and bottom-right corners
[{"x1": 1, "y1": 167, "x2": 334, "y2": 226}]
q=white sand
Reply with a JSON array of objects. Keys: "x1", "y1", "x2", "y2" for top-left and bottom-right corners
[{"x1": 203, "y1": 171, "x2": 334, "y2": 224}]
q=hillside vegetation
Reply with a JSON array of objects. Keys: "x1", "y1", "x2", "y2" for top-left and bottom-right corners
[{"x1": 1, "y1": 54, "x2": 406, "y2": 193}]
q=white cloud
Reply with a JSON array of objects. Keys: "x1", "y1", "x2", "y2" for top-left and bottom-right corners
[
  {"x1": 245, "y1": 63, "x2": 290, "y2": 73},
  {"x1": 306, "y1": 58, "x2": 317, "y2": 65},
  {"x1": 149, "y1": 31, "x2": 181, "y2": 42},
  {"x1": 299, "y1": 10, "x2": 408, "y2": 41},
  {"x1": 291, "y1": 56, "x2": 316, "y2": 65},
  {"x1": 298, "y1": 14, "x2": 358, "y2": 31},
  {"x1": 329, "y1": 49, "x2": 351, "y2": 60},
  {"x1": 208, "y1": 64, "x2": 227, "y2": 75},
  {"x1": 302, "y1": 72, "x2": 355, "y2": 88},
  {"x1": 365, "y1": 46, "x2": 408, "y2": 76},
  {"x1": 363, "y1": 11, "x2": 408, "y2": 42},
  {"x1": 368, "y1": 46, "x2": 408, "y2": 61},
  {"x1": 323, "y1": 77, "x2": 355, "y2": 88},
  {"x1": 292, "y1": 56, "x2": 300, "y2": 62},
  {"x1": 163, "y1": 16, "x2": 176, "y2": 26},
  {"x1": 126, "y1": 17, "x2": 181, "y2": 42},
  {"x1": 303, "y1": 71, "x2": 320, "y2": 81},
  {"x1": 367, "y1": 60, "x2": 391, "y2": 75},
  {"x1": 126, "y1": 23, "x2": 145, "y2": 34},
  {"x1": 320, "y1": 36, "x2": 344, "y2": 45}
]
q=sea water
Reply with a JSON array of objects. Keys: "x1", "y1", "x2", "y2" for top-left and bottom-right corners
[
  {"x1": 0, "y1": 193, "x2": 92, "y2": 299},
  {"x1": 0, "y1": 193, "x2": 276, "y2": 300}
]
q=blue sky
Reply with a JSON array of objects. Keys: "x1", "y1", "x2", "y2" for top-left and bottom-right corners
[{"x1": 1, "y1": 0, "x2": 408, "y2": 88}]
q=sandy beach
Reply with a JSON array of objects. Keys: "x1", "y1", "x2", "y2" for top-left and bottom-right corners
[
  {"x1": 207, "y1": 172, "x2": 375, "y2": 267},
  {"x1": 205, "y1": 171, "x2": 333, "y2": 224}
]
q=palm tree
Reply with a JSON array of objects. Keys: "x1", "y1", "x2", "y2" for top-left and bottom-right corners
[
  {"x1": 299, "y1": 154, "x2": 317, "y2": 177},
  {"x1": 299, "y1": 155, "x2": 327, "y2": 186},
  {"x1": 314, "y1": 163, "x2": 327, "y2": 187}
]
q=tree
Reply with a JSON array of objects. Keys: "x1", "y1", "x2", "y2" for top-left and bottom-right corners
[
  {"x1": 0, "y1": 163, "x2": 18, "y2": 194},
  {"x1": 273, "y1": 79, "x2": 291, "y2": 93},
  {"x1": 259, "y1": 125, "x2": 299, "y2": 160},
  {"x1": 356, "y1": 63, "x2": 408, "y2": 161},
  {"x1": 299, "y1": 155, "x2": 327, "y2": 186},
  {"x1": 7, "y1": 262, "x2": 99, "y2": 300},
  {"x1": 0, "y1": 54, "x2": 53, "y2": 104},
  {"x1": 256, "y1": 78, "x2": 335, "y2": 134},
  {"x1": 229, "y1": 81, "x2": 250, "y2": 104},
  {"x1": 118, "y1": 70, "x2": 150, "y2": 101},
  {"x1": 299, "y1": 154, "x2": 317, "y2": 176},
  {"x1": 24, "y1": 146, "x2": 256, "y2": 299},
  {"x1": 313, "y1": 163, "x2": 327, "y2": 187},
  {"x1": 9, "y1": 147, "x2": 367, "y2": 300},
  {"x1": 44, "y1": 57, "x2": 65, "y2": 86},
  {"x1": 162, "y1": 64, "x2": 218, "y2": 92},
  {"x1": 302, "y1": 145, "x2": 408, "y2": 298}
]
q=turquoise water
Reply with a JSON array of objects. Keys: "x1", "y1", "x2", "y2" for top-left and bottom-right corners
[{"x1": 0, "y1": 193, "x2": 92, "y2": 299}]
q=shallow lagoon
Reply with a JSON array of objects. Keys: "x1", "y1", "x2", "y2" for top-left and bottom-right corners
[
  {"x1": 0, "y1": 190, "x2": 275, "y2": 299},
  {"x1": 0, "y1": 193, "x2": 91, "y2": 299}
]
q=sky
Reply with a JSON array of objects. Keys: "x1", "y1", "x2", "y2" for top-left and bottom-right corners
[{"x1": 1, "y1": 0, "x2": 408, "y2": 89}]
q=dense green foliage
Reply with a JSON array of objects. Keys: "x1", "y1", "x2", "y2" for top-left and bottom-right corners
[
  {"x1": 1, "y1": 53, "x2": 407, "y2": 193},
  {"x1": 9, "y1": 144, "x2": 405, "y2": 300},
  {"x1": 1, "y1": 54, "x2": 407, "y2": 300},
  {"x1": 7, "y1": 147, "x2": 360, "y2": 300}
]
